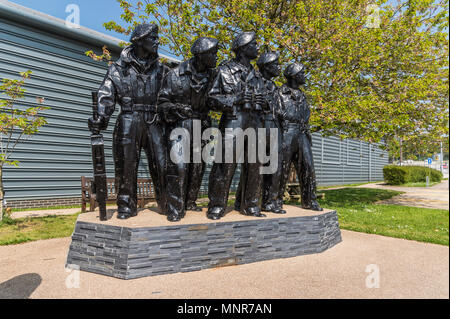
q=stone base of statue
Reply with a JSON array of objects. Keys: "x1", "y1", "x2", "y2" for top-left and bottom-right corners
[{"x1": 65, "y1": 205, "x2": 342, "y2": 280}]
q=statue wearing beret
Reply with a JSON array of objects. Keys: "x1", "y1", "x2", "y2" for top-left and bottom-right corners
[
  {"x1": 88, "y1": 23, "x2": 171, "y2": 219},
  {"x1": 278, "y1": 63, "x2": 323, "y2": 211},
  {"x1": 257, "y1": 52, "x2": 286, "y2": 214},
  {"x1": 206, "y1": 31, "x2": 267, "y2": 220},
  {"x1": 234, "y1": 51, "x2": 286, "y2": 214},
  {"x1": 158, "y1": 37, "x2": 219, "y2": 221}
]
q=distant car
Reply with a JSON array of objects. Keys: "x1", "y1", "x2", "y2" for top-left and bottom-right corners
[{"x1": 444, "y1": 163, "x2": 448, "y2": 169}]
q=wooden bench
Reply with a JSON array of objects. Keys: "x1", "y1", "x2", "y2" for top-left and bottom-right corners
[
  {"x1": 283, "y1": 165, "x2": 325, "y2": 202},
  {"x1": 81, "y1": 176, "x2": 156, "y2": 213}
]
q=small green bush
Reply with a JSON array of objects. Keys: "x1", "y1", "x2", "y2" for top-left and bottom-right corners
[
  {"x1": 383, "y1": 166, "x2": 408, "y2": 184},
  {"x1": 383, "y1": 165, "x2": 443, "y2": 185}
]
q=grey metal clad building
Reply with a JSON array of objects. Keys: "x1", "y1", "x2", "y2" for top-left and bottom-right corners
[{"x1": 0, "y1": 1, "x2": 387, "y2": 209}]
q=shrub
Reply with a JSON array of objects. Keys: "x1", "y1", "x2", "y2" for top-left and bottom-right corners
[
  {"x1": 383, "y1": 165, "x2": 443, "y2": 185},
  {"x1": 383, "y1": 166, "x2": 408, "y2": 185}
]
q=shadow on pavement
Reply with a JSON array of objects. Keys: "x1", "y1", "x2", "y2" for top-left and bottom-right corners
[{"x1": 0, "y1": 273, "x2": 42, "y2": 299}]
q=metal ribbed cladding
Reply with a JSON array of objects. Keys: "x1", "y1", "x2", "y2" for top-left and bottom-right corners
[{"x1": 65, "y1": 210, "x2": 342, "y2": 280}]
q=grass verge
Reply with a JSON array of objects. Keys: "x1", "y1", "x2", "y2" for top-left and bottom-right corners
[
  {"x1": 314, "y1": 188, "x2": 448, "y2": 245},
  {"x1": 0, "y1": 213, "x2": 80, "y2": 245}
]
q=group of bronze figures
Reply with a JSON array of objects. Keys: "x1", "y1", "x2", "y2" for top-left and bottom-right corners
[{"x1": 88, "y1": 23, "x2": 323, "y2": 222}]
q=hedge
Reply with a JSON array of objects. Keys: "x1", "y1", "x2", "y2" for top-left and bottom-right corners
[{"x1": 383, "y1": 165, "x2": 443, "y2": 185}]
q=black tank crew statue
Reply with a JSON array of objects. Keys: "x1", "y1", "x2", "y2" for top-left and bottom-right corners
[
  {"x1": 158, "y1": 37, "x2": 219, "y2": 222},
  {"x1": 88, "y1": 23, "x2": 171, "y2": 219},
  {"x1": 206, "y1": 31, "x2": 267, "y2": 220},
  {"x1": 234, "y1": 51, "x2": 286, "y2": 214},
  {"x1": 278, "y1": 63, "x2": 323, "y2": 211},
  {"x1": 257, "y1": 52, "x2": 286, "y2": 214}
]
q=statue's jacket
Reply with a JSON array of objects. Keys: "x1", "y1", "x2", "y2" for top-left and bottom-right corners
[
  {"x1": 207, "y1": 59, "x2": 264, "y2": 116},
  {"x1": 158, "y1": 58, "x2": 212, "y2": 123},
  {"x1": 278, "y1": 84, "x2": 313, "y2": 144},
  {"x1": 97, "y1": 46, "x2": 170, "y2": 122},
  {"x1": 261, "y1": 77, "x2": 283, "y2": 128}
]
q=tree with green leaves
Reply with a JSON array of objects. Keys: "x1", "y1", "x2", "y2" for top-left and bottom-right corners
[
  {"x1": 97, "y1": 0, "x2": 448, "y2": 153},
  {"x1": 388, "y1": 133, "x2": 449, "y2": 162},
  {"x1": 0, "y1": 71, "x2": 48, "y2": 220}
]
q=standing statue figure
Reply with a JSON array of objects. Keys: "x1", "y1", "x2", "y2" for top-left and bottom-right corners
[
  {"x1": 278, "y1": 63, "x2": 323, "y2": 211},
  {"x1": 158, "y1": 37, "x2": 219, "y2": 222},
  {"x1": 234, "y1": 51, "x2": 286, "y2": 214},
  {"x1": 88, "y1": 23, "x2": 170, "y2": 219},
  {"x1": 206, "y1": 31, "x2": 267, "y2": 220},
  {"x1": 257, "y1": 52, "x2": 286, "y2": 214}
]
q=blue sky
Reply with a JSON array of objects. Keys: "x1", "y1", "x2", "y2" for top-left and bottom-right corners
[{"x1": 8, "y1": 0, "x2": 178, "y2": 58}]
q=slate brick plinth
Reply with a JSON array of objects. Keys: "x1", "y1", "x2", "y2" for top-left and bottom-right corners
[{"x1": 66, "y1": 207, "x2": 342, "y2": 279}]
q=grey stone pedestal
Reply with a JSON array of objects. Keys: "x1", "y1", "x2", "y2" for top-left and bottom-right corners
[{"x1": 66, "y1": 205, "x2": 342, "y2": 279}]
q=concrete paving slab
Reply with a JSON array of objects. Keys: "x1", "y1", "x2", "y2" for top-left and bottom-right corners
[{"x1": 0, "y1": 230, "x2": 447, "y2": 299}]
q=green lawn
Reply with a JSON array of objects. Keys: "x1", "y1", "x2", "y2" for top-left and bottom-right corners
[
  {"x1": 0, "y1": 213, "x2": 80, "y2": 245},
  {"x1": 314, "y1": 188, "x2": 449, "y2": 245},
  {"x1": 1, "y1": 187, "x2": 448, "y2": 246}
]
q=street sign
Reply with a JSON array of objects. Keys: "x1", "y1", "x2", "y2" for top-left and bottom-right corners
[{"x1": 428, "y1": 158, "x2": 432, "y2": 165}]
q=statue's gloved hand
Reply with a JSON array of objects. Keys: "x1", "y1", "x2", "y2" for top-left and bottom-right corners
[
  {"x1": 163, "y1": 105, "x2": 178, "y2": 123},
  {"x1": 255, "y1": 93, "x2": 268, "y2": 111},
  {"x1": 176, "y1": 103, "x2": 193, "y2": 118},
  {"x1": 88, "y1": 114, "x2": 108, "y2": 132}
]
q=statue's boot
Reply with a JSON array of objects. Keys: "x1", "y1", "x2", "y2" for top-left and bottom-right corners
[
  {"x1": 117, "y1": 206, "x2": 133, "y2": 220},
  {"x1": 185, "y1": 202, "x2": 203, "y2": 212},
  {"x1": 262, "y1": 202, "x2": 286, "y2": 214},
  {"x1": 241, "y1": 206, "x2": 266, "y2": 218},
  {"x1": 272, "y1": 206, "x2": 287, "y2": 214},
  {"x1": 302, "y1": 200, "x2": 323, "y2": 211},
  {"x1": 207, "y1": 207, "x2": 225, "y2": 220},
  {"x1": 310, "y1": 201, "x2": 323, "y2": 211},
  {"x1": 167, "y1": 212, "x2": 183, "y2": 222}
]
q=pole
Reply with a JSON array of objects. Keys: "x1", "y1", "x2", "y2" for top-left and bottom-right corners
[{"x1": 440, "y1": 141, "x2": 443, "y2": 174}]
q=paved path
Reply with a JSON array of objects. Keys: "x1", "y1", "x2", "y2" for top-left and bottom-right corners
[
  {"x1": 355, "y1": 181, "x2": 449, "y2": 210},
  {"x1": 0, "y1": 231, "x2": 447, "y2": 299},
  {"x1": 10, "y1": 208, "x2": 82, "y2": 219}
]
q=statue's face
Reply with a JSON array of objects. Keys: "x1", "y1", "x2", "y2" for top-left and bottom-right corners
[
  {"x1": 197, "y1": 48, "x2": 218, "y2": 69},
  {"x1": 241, "y1": 39, "x2": 259, "y2": 60},
  {"x1": 264, "y1": 59, "x2": 280, "y2": 78},
  {"x1": 294, "y1": 69, "x2": 306, "y2": 85},
  {"x1": 140, "y1": 32, "x2": 159, "y2": 54}
]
